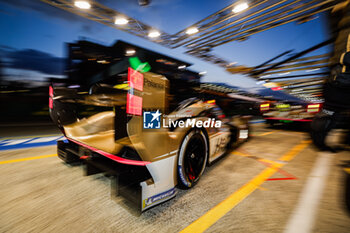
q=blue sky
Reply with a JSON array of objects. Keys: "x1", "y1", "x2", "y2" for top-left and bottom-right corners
[{"x1": 0, "y1": 0, "x2": 330, "y2": 91}]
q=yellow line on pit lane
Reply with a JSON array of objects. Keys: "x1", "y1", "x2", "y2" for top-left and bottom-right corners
[
  {"x1": 0, "y1": 154, "x2": 57, "y2": 165},
  {"x1": 250, "y1": 130, "x2": 278, "y2": 137},
  {"x1": 180, "y1": 140, "x2": 311, "y2": 233},
  {"x1": 233, "y1": 151, "x2": 282, "y2": 166},
  {"x1": 258, "y1": 131, "x2": 278, "y2": 136}
]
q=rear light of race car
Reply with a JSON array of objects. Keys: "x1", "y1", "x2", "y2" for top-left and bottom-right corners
[
  {"x1": 307, "y1": 104, "x2": 320, "y2": 113},
  {"x1": 49, "y1": 86, "x2": 53, "y2": 109},
  {"x1": 49, "y1": 98, "x2": 53, "y2": 109},
  {"x1": 126, "y1": 67, "x2": 143, "y2": 116},
  {"x1": 126, "y1": 93, "x2": 142, "y2": 115},
  {"x1": 260, "y1": 103, "x2": 270, "y2": 112},
  {"x1": 128, "y1": 67, "x2": 144, "y2": 91}
]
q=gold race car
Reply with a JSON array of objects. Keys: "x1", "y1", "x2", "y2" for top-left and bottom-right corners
[{"x1": 50, "y1": 41, "x2": 250, "y2": 212}]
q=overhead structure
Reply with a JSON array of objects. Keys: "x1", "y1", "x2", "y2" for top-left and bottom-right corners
[
  {"x1": 170, "y1": 0, "x2": 338, "y2": 53},
  {"x1": 40, "y1": 0, "x2": 341, "y2": 66},
  {"x1": 244, "y1": 49, "x2": 331, "y2": 102},
  {"x1": 40, "y1": 0, "x2": 348, "y2": 102},
  {"x1": 41, "y1": 0, "x2": 173, "y2": 46}
]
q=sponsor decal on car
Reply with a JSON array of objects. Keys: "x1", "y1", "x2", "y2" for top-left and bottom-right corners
[
  {"x1": 143, "y1": 188, "x2": 177, "y2": 208},
  {"x1": 239, "y1": 130, "x2": 249, "y2": 139},
  {"x1": 178, "y1": 165, "x2": 191, "y2": 187}
]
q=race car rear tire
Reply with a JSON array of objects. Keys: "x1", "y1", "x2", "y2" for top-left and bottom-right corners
[{"x1": 177, "y1": 129, "x2": 208, "y2": 189}]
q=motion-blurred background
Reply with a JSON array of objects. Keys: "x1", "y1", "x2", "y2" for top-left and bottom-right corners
[{"x1": 1, "y1": 0, "x2": 347, "y2": 125}]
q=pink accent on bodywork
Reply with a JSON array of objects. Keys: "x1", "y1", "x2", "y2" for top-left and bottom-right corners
[{"x1": 67, "y1": 138, "x2": 151, "y2": 166}]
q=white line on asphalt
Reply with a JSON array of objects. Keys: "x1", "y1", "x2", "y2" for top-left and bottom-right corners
[
  {"x1": 284, "y1": 152, "x2": 332, "y2": 233},
  {"x1": 1, "y1": 139, "x2": 32, "y2": 146},
  {"x1": 0, "y1": 140, "x2": 9, "y2": 144},
  {"x1": 25, "y1": 136, "x2": 62, "y2": 144}
]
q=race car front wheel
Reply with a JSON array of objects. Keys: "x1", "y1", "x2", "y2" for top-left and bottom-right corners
[{"x1": 177, "y1": 129, "x2": 208, "y2": 189}]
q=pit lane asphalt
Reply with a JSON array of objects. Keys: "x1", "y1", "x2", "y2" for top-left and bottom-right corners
[{"x1": 0, "y1": 124, "x2": 349, "y2": 233}]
